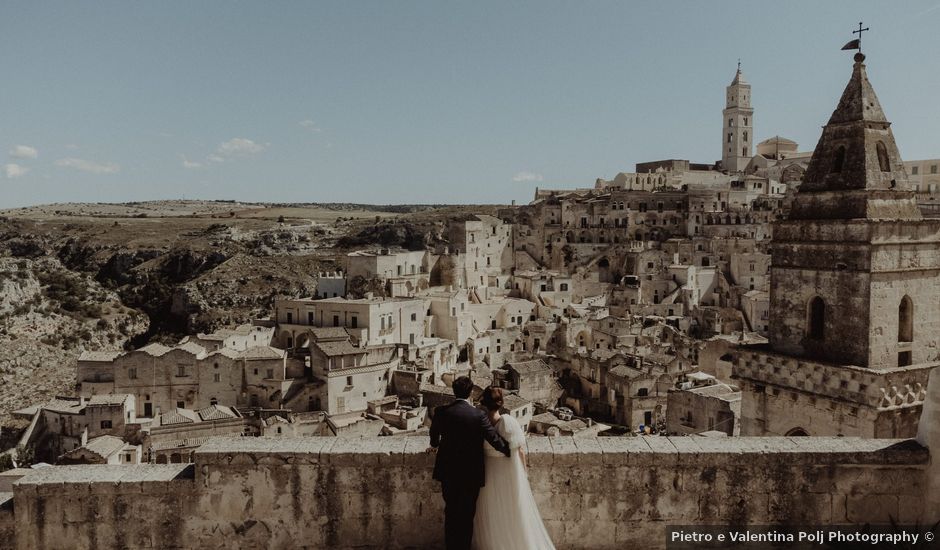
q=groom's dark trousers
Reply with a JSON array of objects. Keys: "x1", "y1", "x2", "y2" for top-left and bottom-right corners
[
  {"x1": 441, "y1": 481, "x2": 480, "y2": 550},
  {"x1": 430, "y1": 399, "x2": 510, "y2": 550}
]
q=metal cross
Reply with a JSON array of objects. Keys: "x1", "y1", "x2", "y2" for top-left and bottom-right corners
[{"x1": 853, "y1": 21, "x2": 869, "y2": 50}]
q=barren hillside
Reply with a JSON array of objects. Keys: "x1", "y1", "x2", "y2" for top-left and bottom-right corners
[{"x1": 0, "y1": 200, "x2": 505, "y2": 424}]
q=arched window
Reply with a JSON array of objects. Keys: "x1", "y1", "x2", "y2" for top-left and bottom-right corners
[
  {"x1": 786, "y1": 427, "x2": 809, "y2": 437},
  {"x1": 831, "y1": 146, "x2": 846, "y2": 173},
  {"x1": 209, "y1": 397, "x2": 218, "y2": 406},
  {"x1": 876, "y1": 141, "x2": 890, "y2": 172},
  {"x1": 899, "y1": 295, "x2": 913, "y2": 342},
  {"x1": 808, "y1": 297, "x2": 825, "y2": 340}
]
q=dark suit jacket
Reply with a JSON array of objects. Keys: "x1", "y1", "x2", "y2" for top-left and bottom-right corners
[{"x1": 430, "y1": 399, "x2": 510, "y2": 487}]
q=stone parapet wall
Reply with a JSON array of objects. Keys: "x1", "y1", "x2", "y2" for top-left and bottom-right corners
[
  {"x1": 6, "y1": 435, "x2": 930, "y2": 550},
  {"x1": 0, "y1": 494, "x2": 13, "y2": 548},
  {"x1": 734, "y1": 348, "x2": 932, "y2": 410}
]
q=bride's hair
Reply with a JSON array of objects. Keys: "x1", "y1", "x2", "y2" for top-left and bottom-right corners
[{"x1": 480, "y1": 386, "x2": 504, "y2": 412}]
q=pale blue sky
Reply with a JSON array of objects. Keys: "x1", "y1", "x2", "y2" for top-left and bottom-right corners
[{"x1": 2, "y1": 1, "x2": 939, "y2": 208}]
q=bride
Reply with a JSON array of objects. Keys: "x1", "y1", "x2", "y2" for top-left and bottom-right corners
[{"x1": 473, "y1": 386, "x2": 555, "y2": 550}]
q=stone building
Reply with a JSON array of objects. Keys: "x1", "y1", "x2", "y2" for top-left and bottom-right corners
[
  {"x1": 493, "y1": 359, "x2": 562, "y2": 407},
  {"x1": 275, "y1": 295, "x2": 427, "y2": 348},
  {"x1": 448, "y1": 214, "x2": 513, "y2": 289},
  {"x1": 345, "y1": 249, "x2": 432, "y2": 297},
  {"x1": 666, "y1": 372, "x2": 740, "y2": 436},
  {"x1": 77, "y1": 338, "x2": 301, "y2": 417},
  {"x1": 733, "y1": 52, "x2": 940, "y2": 437}
]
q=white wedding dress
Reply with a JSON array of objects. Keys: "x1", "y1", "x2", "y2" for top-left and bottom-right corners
[{"x1": 473, "y1": 414, "x2": 555, "y2": 550}]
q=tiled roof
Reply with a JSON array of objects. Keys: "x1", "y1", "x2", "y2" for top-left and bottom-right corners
[
  {"x1": 137, "y1": 343, "x2": 172, "y2": 357},
  {"x1": 150, "y1": 437, "x2": 211, "y2": 452},
  {"x1": 501, "y1": 393, "x2": 531, "y2": 411},
  {"x1": 310, "y1": 327, "x2": 350, "y2": 341},
  {"x1": 419, "y1": 383, "x2": 454, "y2": 396},
  {"x1": 242, "y1": 346, "x2": 285, "y2": 360},
  {"x1": 176, "y1": 341, "x2": 207, "y2": 357},
  {"x1": 609, "y1": 365, "x2": 645, "y2": 379},
  {"x1": 86, "y1": 394, "x2": 131, "y2": 407},
  {"x1": 78, "y1": 351, "x2": 123, "y2": 362},
  {"x1": 208, "y1": 347, "x2": 241, "y2": 360},
  {"x1": 82, "y1": 435, "x2": 126, "y2": 459},
  {"x1": 315, "y1": 340, "x2": 364, "y2": 357},
  {"x1": 158, "y1": 408, "x2": 198, "y2": 426},
  {"x1": 506, "y1": 359, "x2": 550, "y2": 375},
  {"x1": 196, "y1": 405, "x2": 237, "y2": 421}
]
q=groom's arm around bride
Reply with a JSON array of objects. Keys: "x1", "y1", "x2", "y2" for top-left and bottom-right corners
[{"x1": 427, "y1": 376, "x2": 509, "y2": 550}]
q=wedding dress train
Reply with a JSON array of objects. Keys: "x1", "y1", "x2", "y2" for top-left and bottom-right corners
[{"x1": 473, "y1": 414, "x2": 555, "y2": 550}]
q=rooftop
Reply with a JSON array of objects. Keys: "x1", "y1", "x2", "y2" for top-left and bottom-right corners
[{"x1": 506, "y1": 359, "x2": 550, "y2": 375}]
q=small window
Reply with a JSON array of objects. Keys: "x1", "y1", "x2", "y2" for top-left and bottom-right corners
[
  {"x1": 177, "y1": 366, "x2": 186, "y2": 377},
  {"x1": 911, "y1": 166, "x2": 919, "y2": 175},
  {"x1": 213, "y1": 373, "x2": 221, "y2": 383},
  {"x1": 176, "y1": 401, "x2": 185, "y2": 409},
  {"x1": 832, "y1": 146, "x2": 846, "y2": 174},
  {"x1": 899, "y1": 296, "x2": 913, "y2": 343},
  {"x1": 410, "y1": 313, "x2": 417, "y2": 322},
  {"x1": 808, "y1": 297, "x2": 825, "y2": 340},
  {"x1": 346, "y1": 376, "x2": 353, "y2": 386},
  {"x1": 128, "y1": 368, "x2": 137, "y2": 380},
  {"x1": 286, "y1": 312, "x2": 293, "y2": 324},
  {"x1": 876, "y1": 141, "x2": 890, "y2": 172},
  {"x1": 100, "y1": 420, "x2": 112, "y2": 429}
]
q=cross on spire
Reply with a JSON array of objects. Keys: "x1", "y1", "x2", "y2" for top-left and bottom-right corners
[
  {"x1": 737, "y1": 58, "x2": 741, "y2": 72},
  {"x1": 853, "y1": 21, "x2": 869, "y2": 51}
]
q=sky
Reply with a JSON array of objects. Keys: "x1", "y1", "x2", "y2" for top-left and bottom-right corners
[{"x1": 2, "y1": 1, "x2": 939, "y2": 208}]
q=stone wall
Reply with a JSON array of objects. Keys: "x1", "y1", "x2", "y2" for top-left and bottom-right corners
[
  {"x1": 734, "y1": 347, "x2": 933, "y2": 437},
  {"x1": 6, "y1": 435, "x2": 931, "y2": 550},
  {"x1": 0, "y1": 494, "x2": 13, "y2": 547}
]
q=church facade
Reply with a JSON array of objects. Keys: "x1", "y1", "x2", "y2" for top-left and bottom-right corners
[{"x1": 733, "y1": 52, "x2": 940, "y2": 437}]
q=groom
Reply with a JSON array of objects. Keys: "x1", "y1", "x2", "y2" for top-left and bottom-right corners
[{"x1": 428, "y1": 376, "x2": 510, "y2": 550}]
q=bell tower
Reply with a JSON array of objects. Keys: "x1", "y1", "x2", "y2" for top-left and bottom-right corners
[
  {"x1": 768, "y1": 50, "x2": 935, "y2": 369},
  {"x1": 721, "y1": 61, "x2": 754, "y2": 173},
  {"x1": 733, "y1": 37, "x2": 940, "y2": 439}
]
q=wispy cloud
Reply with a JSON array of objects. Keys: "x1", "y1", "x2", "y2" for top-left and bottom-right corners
[
  {"x1": 512, "y1": 171, "x2": 544, "y2": 183},
  {"x1": 55, "y1": 157, "x2": 120, "y2": 174},
  {"x1": 215, "y1": 138, "x2": 268, "y2": 158},
  {"x1": 914, "y1": 3, "x2": 940, "y2": 17},
  {"x1": 185, "y1": 137, "x2": 270, "y2": 168},
  {"x1": 181, "y1": 155, "x2": 203, "y2": 169},
  {"x1": 299, "y1": 119, "x2": 321, "y2": 132},
  {"x1": 9, "y1": 145, "x2": 38, "y2": 159},
  {"x1": 3, "y1": 163, "x2": 29, "y2": 179}
]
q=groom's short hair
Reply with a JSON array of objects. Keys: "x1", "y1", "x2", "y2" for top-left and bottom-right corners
[{"x1": 452, "y1": 376, "x2": 473, "y2": 399}]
